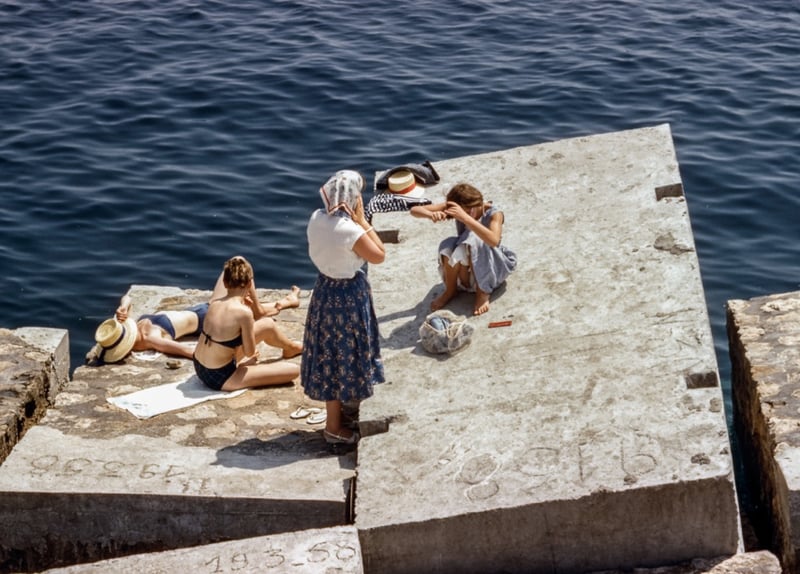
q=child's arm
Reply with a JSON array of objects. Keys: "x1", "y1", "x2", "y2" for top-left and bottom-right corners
[
  {"x1": 410, "y1": 202, "x2": 448, "y2": 222},
  {"x1": 446, "y1": 203, "x2": 505, "y2": 247}
]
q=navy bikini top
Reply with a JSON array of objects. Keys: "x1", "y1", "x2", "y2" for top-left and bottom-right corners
[{"x1": 201, "y1": 329, "x2": 242, "y2": 349}]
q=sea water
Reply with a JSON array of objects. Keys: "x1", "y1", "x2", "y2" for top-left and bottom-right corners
[{"x1": 1, "y1": 0, "x2": 799, "y2": 416}]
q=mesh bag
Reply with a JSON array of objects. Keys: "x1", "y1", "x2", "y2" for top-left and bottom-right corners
[{"x1": 419, "y1": 309, "x2": 474, "y2": 354}]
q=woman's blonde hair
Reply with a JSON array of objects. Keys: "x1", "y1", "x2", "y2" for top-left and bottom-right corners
[
  {"x1": 223, "y1": 256, "x2": 253, "y2": 289},
  {"x1": 446, "y1": 183, "x2": 484, "y2": 208}
]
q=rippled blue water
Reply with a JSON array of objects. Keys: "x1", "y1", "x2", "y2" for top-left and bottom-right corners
[{"x1": 2, "y1": 0, "x2": 799, "y2": 402}]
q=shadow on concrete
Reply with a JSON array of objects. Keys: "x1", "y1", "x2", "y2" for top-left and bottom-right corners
[
  {"x1": 212, "y1": 433, "x2": 343, "y2": 470},
  {"x1": 377, "y1": 283, "x2": 510, "y2": 357}
]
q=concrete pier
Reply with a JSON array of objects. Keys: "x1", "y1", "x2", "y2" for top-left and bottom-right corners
[
  {"x1": 0, "y1": 125, "x2": 747, "y2": 572},
  {"x1": 357, "y1": 124, "x2": 740, "y2": 573},
  {"x1": 0, "y1": 287, "x2": 351, "y2": 571},
  {"x1": 728, "y1": 290, "x2": 800, "y2": 573}
]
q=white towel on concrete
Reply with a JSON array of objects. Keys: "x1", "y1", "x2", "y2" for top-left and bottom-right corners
[{"x1": 107, "y1": 375, "x2": 247, "y2": 419}]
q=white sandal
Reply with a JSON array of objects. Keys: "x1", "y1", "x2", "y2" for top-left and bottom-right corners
[
  {"x1": 307, "y1": 411, "x2": 328, "y2": 425},
  {"x1": 290, "y1": 406, "x2": 321, "y2": 420}
]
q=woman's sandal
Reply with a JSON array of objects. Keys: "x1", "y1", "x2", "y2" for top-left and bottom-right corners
[
  {"x1": 307, "y1": 411, "x2": 327, "y2": 425},
  {"x1": 323, "y1": 429, "x2": 360, "y2": 445},
  {"x1": 290, "y1": 406, "x2": 321, "y2": 420}
]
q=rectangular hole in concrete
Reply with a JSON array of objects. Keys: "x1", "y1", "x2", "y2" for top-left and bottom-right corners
[
  {"x1": 377, "y1": 229, "x2": 399, "y2": 244},
  {"x1": 685, "y1": 371, "x2": 718, "y2": 389},
  {"x1": 655, "y1": 183, "x2": 684, "y2": 201}
]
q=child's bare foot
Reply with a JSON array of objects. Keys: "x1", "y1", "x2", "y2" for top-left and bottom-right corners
[
  {"x1": 275, "y1": 286, "x2": 301, "y2": 311},
  {"x1": 473, "y1": 290, "x2": 490, "y2": 315},
  {"x1": 430, "y1": 290, "x2": 456, "y2": 311},
  {"x1": 282, "y1": 340, "x2": 303, "y2": 359}
]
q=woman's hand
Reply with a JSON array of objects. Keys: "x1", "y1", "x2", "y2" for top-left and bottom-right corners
[
  {"x1": 115, "y1": 295, "x2": 132, "y2": 322},
  {"x1": 341, "y1": 196, "x2": 369, "y2": 228}
]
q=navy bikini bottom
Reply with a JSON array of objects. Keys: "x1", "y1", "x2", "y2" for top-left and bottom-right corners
[
  {"x1": 139, "y1": 302, "x2": 209, "y2": 340},
  {"x1": 193, "y1": 354, "x2": 236, "y2": 391}
]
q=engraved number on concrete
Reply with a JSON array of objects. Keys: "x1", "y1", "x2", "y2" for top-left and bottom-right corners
[
  {"x1": 30, "y1": 455, "x2": 60, "y2": 475},
  {"x1": 205, "y1": 551, "x2": 257, "y2": 572},
  {"x1": 577, "y1": 432, "x2": 660, "y2": 483},
  {"x1": 28, "y1": 455, "x2": 190, "y2": 484},
  {"x1": 307, "y1": 540, "x2": 358, "y2": 563},
  {"x1": 201, "y1": 540, "x2": 357, "y2": 572}
]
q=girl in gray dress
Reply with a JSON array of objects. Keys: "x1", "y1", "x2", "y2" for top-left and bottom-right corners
[{"x1": 410, "y1": 183, "x2": 517, "y2": 316}]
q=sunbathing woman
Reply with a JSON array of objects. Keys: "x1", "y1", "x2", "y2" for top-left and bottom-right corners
[
  {"x1": 192, "y1": 255, "x2": 300, "y2": 391},
  {"x1": 112, "y1": 279, "x2": 302, "y2": 360},
  {"x1": 410, "y1": 182, "x2": 517, "y2": 315}
]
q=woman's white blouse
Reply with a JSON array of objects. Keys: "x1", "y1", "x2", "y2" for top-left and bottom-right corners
[{"x1": 307, "y1": 209, "x2": 367, "y2": 278}]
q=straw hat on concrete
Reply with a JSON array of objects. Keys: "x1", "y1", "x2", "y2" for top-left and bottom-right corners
[
  {"x1": 388, "y1": 170, "x2": 425, "y2": 199},
  {"x1": 94, "y1": 317, "x2": 138, "y2": 363}
]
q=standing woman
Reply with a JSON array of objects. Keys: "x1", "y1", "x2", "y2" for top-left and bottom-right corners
[
  {"x1": 193, "y1": 255, "x2": 300, "y2": 391},
  {"x1": 302, "y1": 170, "x2": 386, "y2": 445}
]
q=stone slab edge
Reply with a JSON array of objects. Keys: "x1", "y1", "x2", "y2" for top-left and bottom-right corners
[
  {"x1": 40, "y1": 526, "x2": 363, "y2": 574},
  {"x1": 0, "y1": 327, "x2": 69, "y2": 464},
  {"x1": 727, "y1": 290, "x2": 800, "y2": 573}
]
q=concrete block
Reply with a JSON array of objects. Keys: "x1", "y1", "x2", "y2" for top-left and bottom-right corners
[
  {"x1": 14, "y1": 327, "x2": 71, "y2": 401},
  {"x1": 0, "y1": 287, "x2": 352, "y2": 572},
  {"x1": 41, "y1": 526, "x2": 363, "y2": 573},
  {"x1": 356, "y1": 125, "x2": 741, "y2": 573},
  {"x1": 0, "y1": 327, "x2": 69, "y2": 464},
  {"x1": 591, "y1": 550, "x2": 781, "y2": 573},
  {"x1": 728, "y1": 290, "x2": 800, "y2": 573}
]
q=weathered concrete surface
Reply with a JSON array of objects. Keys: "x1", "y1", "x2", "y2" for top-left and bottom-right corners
[
  {"x1": 38, "y1": 545, "x2": 779, "y2": 574},
  {"x1": 0, "y1": 327, "x2": 69, "y2": 464},
  {"x1": 356, "y1": 124, "x2": 741, "y2": 573},
  {"x1": 728, "y1": 290, "x2": 800, "y2": 573},
  {"x1": 0, "y1": 286, "x2": 355, "y2": 572},
  {"x1": 41, "y1": 526, "x2": 364, "y2": 573},
  {"x1": 1, "y1": 125, "x2": 746, "y2": 573},
  {"x1": 591, "y1": 550, "x2": 781, "y2": 573}
]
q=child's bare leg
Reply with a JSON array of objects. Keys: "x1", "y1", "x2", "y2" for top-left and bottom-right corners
[
  {"x1": 431, "y1": 256, "x2": 460, "y2": 311},
  {"x1": 473, "y1": 288, "x2": 491, "y2": 316},
  {"x1": 254, "y1": 317, "x2": 303, "y2": 358}
]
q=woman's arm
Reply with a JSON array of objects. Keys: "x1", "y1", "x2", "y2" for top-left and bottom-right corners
[
  {"x1": 238, "y1": 307, "x2": 258, "y2": 359},
  {"x1": 353, "y1": 230, "x2": 385, "y2": 264},
  {"x1": 350, "y1": 195, "x2": 386, "y2": 265},
  {"x1": 115, "y1": 295, "x2": 132, "y2": 322},
  {"x1": 244, "y1": 279, "x2": 273, "y2": 320},
  {"x1": 144, "y1": 336, "x2": 195, "y2": 359}
]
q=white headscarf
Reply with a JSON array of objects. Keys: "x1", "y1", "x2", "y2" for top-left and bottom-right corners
[{"x1": 319, "y1": 170, "x2": 365, "y2": 215}]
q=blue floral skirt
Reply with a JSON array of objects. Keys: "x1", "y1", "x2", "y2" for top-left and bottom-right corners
[{"x1": 301, "y1": 270, "x2": 385, "y2": 402}]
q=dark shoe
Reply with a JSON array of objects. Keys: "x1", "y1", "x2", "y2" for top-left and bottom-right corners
[{"x1": 323, "y1": 429, "x2": 360, "y2": 445}]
